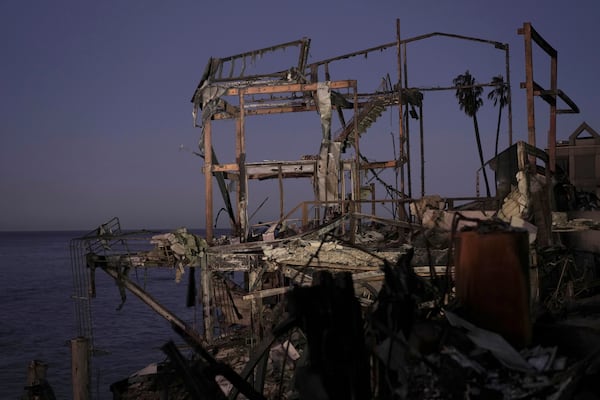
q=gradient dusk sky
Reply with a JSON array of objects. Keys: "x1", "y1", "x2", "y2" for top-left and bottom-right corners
[{"x1": 1, "y1": 0, "x2": 599, "y2": 231}]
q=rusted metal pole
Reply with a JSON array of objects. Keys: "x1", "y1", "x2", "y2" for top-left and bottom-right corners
[
  {"x1": 71, "y1": 337, "x2": 90, "y2": 400},
  {"x1": 204, "y1": 120, "x2": 214, "y2": 243}
]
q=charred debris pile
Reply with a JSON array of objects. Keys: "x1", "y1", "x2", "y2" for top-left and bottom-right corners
[{"x1": 68, "y1": 21, "x2": 600, "y2": 400}]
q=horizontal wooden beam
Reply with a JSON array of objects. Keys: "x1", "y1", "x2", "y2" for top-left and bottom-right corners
[
  {"x1": 212, "y1": 104, "x2": 318, "y2": 120},
  {"x1": 226, "y1": 80, "x2": 356, "y2": 96},
  {"x1": 360, "y1": 160, "x2": 398, "y2": 169},
  {"x1": 519, "y1": 81, "x2": 579, "y2": 114}
]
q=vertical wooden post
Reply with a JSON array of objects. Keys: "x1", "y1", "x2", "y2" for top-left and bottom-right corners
[
  {"x1": 505, "y1": 44, "x2": 513, "y2": 146},
  {"x1": 402, "y1": 41, "x2": 413, "y2": 199},
  {"x1": 278, "y1": 165, "x2": 284, "y2": 220},
  {"x1": 352, "y1": 81, "x2": 360, "y2": 216},
  {"x1": 341, "y1": 165, "x2": 347, "y2": 211},
  {"x1": 201, "y1": 252, "x2": 213, "y2": 343},
  {"x1": 23, "y1": 359, "x2": 56, "y2": 399},
  {"x1": 237, "y1": 89, "x2": 248, "y2": 241},
  {"x1": 302, "y1": 201, "x2": 308, "y2": 228},
  {"x1": 25, "y1": 360, "x2": 48, "y2": 386},
  {"x1": 549, "y1": 51, "x2": 558, "y2": 173},
  {"x1": 71, "y1": 337, "x2": 90, "y2": 400},
  {"x1": 521, "y1": 23, "x2": 536, "y2": 148},
  {"x1": 420, "y1": 104, "x2": 425, "y2": 197},
  {"x1": 204, "y1": 120, "x2": 214, "y2": 244},
  {"x1": 248, "y1": 267, "x2": 261, "y2": 348},
  {"x1": 396, "y1": 19, "x2": 405, "y2": 197},
  {"x1": 350, "y1": 162, "x2": 358, "y2": 244},
  {"x1": 370, "y1": 183, "x2": 376, "y2": 216},
  {"x1": 548, "y1": 50, "x2": 558, "y2": 222}
]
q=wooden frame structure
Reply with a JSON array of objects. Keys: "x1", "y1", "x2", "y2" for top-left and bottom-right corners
[
  {"x1": 518, "y1": 22, "x2": 579, "y2": 172},
  {"x1": 192, "y1": 21, "x2": 518, "y2": 245}
]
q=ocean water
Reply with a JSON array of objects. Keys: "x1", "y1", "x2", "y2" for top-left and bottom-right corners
[{"x1": 0, "y1": 230, "x2": 208, "y2": 400}]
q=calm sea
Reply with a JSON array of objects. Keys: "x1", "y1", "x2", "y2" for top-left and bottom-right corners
[{"x1": 0, "y1": 230, "x2": 210, "y2": 400}]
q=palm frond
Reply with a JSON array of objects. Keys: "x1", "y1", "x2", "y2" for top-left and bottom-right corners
[{"x1": 453, "y1": 70, "x2": 483, "y2": 117}]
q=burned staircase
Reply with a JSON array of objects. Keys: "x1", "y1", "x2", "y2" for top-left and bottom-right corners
[{"x1": 334, "y1": 98, "x2": 387, "y2": 151}]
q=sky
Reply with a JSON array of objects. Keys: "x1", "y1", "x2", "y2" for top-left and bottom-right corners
[{"x1": 1, "y1": 0, "x2": 599, "y2": 231}]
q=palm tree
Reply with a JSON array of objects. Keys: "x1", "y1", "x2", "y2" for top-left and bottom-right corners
[
  {"x1": 453, "y1": 70, "x2": 490, "y2": 197},
  {"x1": 487, "y1": 75, "x2": 508, "y2": 157}
]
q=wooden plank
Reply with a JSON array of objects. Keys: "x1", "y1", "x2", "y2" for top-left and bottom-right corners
[
  {"x1": 212, "y1": 161, "x2": 315, "y2": 175},
  {"x1": 212, "y1": 163, "x2": 239, "y2": 172},
  {"x1": 359, "y1": 160, "x2": 398, "y2": 169},
  {"x1": 242, "y1": 286, "x2": 293, "y2": 300},
  {"x1": 212, "y1": 104, "x2": 319, "y2": 120},
  {"x1": 278, "y1": 260, "x2": 381, "y2": 270},
  {"x1": 226, "y1": 80, "x2": 356, "y2": 96},
  {"x1": 246, "y1": 104, "x2": 318, "y2": 116},
  {"x1": 282, "y1": 265, "x2": 313, "y2": 285}
]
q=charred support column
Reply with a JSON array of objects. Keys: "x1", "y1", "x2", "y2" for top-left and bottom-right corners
[
  {"x1": 278, "y1": 165, "x2": 284, "y2": 220},
  {"x1": 352, "y1": 82, "x2": 360, "y2": 218},
  {"x1": 396, "y1": 19, "x2": 406, "y2": 198},
  {"x1": 349, "y1": 161, "x2": 358, "y2": 244},
  {"x1": 521, "y1": 23, "x2": 537, "y2": 152},
  {"x1": 549, "y1": 46, "x2": 558, "y2": 173},
  {"x1": 248, "y1": 266, "x2": 262, "y2": 347},
  {"x1": 71, "y1": 337, "x2": 90, "y2": 400},
  {"x1": 505, "y1": 43, "x2": 513, "y2": 146},
  {"x1": 419, "y1": 103, "x2": 425, "y2": 197},
  {"x1": 370, "y1": 183, "x2": 376, "y2": 215},
  {"x1": 204, "y1": 120, "x2": 214, "y2": 243},
  {"x1": 237, "y1": 89, "x2": 249, "y2": 241},
  {"x1": 201, "y1": 252, "x2": 213, "y2": 343}
]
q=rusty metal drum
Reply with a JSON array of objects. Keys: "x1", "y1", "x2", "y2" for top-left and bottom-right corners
[{"x1": 454, "y1": 228, "x2": 531, "y2": 348}]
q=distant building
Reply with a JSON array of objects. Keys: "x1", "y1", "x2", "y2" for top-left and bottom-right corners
[{"x1": 555, "y1": 122, "x2": 600, "y2": 199}]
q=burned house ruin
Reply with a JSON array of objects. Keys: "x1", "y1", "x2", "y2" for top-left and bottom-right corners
[{"x1": 66, "y1": 21, "x2": 600, "y2": 400}]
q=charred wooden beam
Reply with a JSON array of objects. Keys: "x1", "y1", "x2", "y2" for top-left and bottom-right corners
[
  {"x1": 225, "y1": 80, "x2": 356, "y2": 96},
  {"x1": 100, "y1": 266, "x2": 207, "y2": 347}
]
